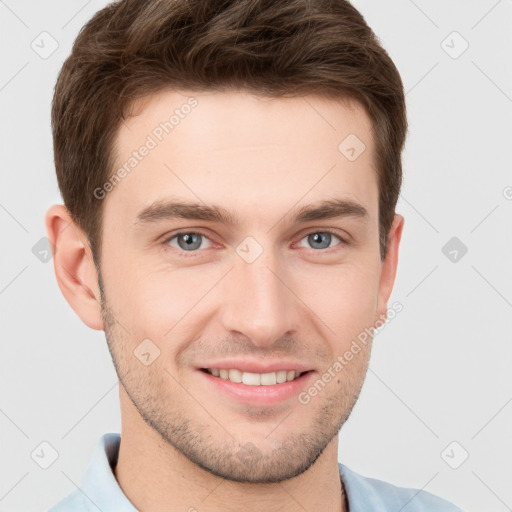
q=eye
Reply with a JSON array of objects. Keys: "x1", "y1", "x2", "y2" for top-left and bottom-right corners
[
  {"x1": 297, "y1": 230, "x2": 344, "y2": 251},
  {"x1": 165, "y1": 232, "x2": 213, "y2": 252},
  {"x1": 162, "y1": 229, "x2": 346, "y2": 257}
]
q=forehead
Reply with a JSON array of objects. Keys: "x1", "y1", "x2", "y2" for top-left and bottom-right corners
[{"x1": 104, "y1": 89, "x2": 378, "y2": 228}]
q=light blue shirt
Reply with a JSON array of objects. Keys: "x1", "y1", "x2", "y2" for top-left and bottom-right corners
[{"x1": 47, "y1": 433, "x2": 464, "y2": 511}]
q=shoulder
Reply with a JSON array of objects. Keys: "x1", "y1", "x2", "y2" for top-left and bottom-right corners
[
  {"x1": 46, "y1": 490, "x2": 89, "y2": 512},
  {"x1": 46, "y1": 433, "x2": 128, "y2": 512},
  {"x1": 339, "y1": 463, "x2": 465, "y2": 511}
]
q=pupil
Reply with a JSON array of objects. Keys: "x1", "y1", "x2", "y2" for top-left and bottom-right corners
[
  {"x1": 310, "y1": 232, "x2": 330, "y2": 249},
  {"x1": 179, "y1": 233, "x2": 200, "y2": 250}
]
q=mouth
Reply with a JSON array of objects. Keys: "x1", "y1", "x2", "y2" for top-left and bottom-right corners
[
  {"x1": 197, "y1": 367, "x2": 315, "y2": 406},
  {"x1": 200, "y1": 368, "x2": 308, "y2": 385}
]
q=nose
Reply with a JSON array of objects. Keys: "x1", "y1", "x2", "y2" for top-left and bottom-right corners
[{"x1": 218, "y1": 246, "x2": 300, "y2": 348}]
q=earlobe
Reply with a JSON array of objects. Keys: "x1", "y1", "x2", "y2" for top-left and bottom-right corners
[
  {"x1": 45, "y1": 204, "x2": 104, "y2": 331},
  {"x1": 376, "y1": 214, "x2": 404, "y2": 320}
]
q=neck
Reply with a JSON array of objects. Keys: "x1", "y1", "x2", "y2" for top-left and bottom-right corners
[{"x1": 115, "y1": 394, "x2": 347, "y2": 512}]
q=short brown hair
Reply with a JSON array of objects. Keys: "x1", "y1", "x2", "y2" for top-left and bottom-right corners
[{"x1": 52, "y1": 0, "x2": 407, "y2": 265}]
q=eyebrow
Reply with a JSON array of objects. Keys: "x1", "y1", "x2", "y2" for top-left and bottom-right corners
[{"x1": 133, "y1": 197, "x2": 368, "y2": 228}]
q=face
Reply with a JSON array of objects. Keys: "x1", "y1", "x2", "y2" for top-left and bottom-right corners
[{"x1": 97, "y1": 90, "x2": 397, "y2": 483}]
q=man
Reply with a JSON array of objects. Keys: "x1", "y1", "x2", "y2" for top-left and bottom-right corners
[{"x1": 45, "y1": 0, "x2": 464, "y2": 510}]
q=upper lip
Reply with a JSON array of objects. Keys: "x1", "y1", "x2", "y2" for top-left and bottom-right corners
[{"x1": 197, "y1": 360, "x2": 314, "y2": 374}]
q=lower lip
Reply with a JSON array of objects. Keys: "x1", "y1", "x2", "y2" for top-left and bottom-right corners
[{"x1": 197, "y1": 370, "x2": 315, "y2": 406}]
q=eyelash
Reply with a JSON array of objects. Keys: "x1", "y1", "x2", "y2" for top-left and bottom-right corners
[{"x1": 161, "y1": 229, "x2": 347, "y2": 258}]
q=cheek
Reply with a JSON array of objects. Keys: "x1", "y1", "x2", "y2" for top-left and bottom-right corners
[
  {"x1": 110, "y1": 260, "x2": 224, "y2": 340},
  {"x1": 292, "y1": 262, "x2": 381, "y2": 343},
  {"x1": 102, "y1": 230, "x2": 382, "y2": 349}
]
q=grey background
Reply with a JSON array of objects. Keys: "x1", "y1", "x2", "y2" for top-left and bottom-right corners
[{"x1": 1, "y1": 1, "x2": 511, "y2": 511}]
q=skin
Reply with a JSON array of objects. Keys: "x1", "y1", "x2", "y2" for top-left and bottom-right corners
[{"x1": 46, "y1": 90, "x2": 403, "y2": 512}]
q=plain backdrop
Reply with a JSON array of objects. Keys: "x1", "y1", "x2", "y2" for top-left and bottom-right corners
[{"x1": 1, "y1": 1, "x2": 511, "y2": 511}]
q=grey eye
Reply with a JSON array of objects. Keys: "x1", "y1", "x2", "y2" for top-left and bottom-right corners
[
  {"x1": 299, "y1": 232, "x2": 341, "y2": 250},
  {"x1": 168, "y1": 233, "x2": 212, "y2": 251}
]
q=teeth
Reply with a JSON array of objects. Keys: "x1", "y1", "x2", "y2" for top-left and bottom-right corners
[
  {"x1": 276, "y1": 370, "x2": 287, "y2": 383},
  {"x1": 261, "y1": 372, "x2": 277, "y2": 385},
  {"x1": 228, "y1": 369, "x2": 242, "y2": 383},
  {"x1": 242, "y1": 372, "x2": 260, "y2": 386},
  {"x1": 206, "y1": 368, "x2": 303, "y2": 385}
]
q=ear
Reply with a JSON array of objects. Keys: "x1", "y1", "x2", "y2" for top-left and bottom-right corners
[
  {"x1": 45, "y1": 204, "x2": 104, "y2": 330},
  {"x1": 376, "y1": 214, "x2": 404, "y2": 319}
]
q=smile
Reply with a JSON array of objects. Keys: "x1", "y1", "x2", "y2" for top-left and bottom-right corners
[{"x1": 202, "y1": 368, "x2": 306, "y2": 385}]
